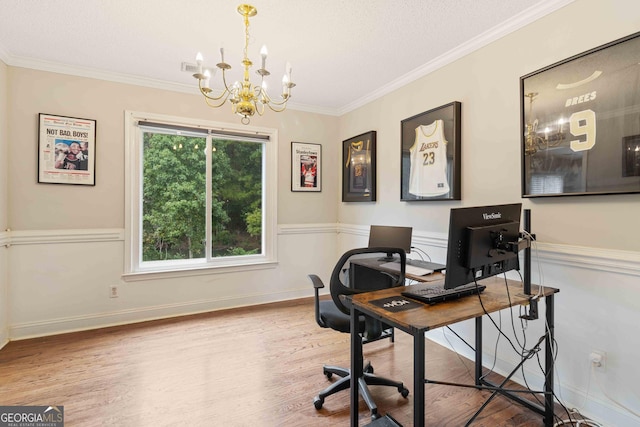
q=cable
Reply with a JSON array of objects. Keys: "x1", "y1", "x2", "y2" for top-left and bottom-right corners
[
  {"x1": 410, "y1": 246, "x2": 432, "y2": 262},
  {"x1": 590, "y1": 364, "x2": 640, "y2": 419},
  {"x1": 472, "y1": 273, "x2": 526, "y2": 357},
  {"x1": 553, "y1": 408, "x2": 605, "y2": 427},
  {"x1": 441, "y1": 328, "x2": 476, "y2": 382}
]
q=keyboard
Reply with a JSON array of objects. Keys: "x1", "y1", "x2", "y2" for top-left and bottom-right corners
[
  {"x1": 380, "y1": 261, "x2": 433, "y2": 276},
  {"x1": 401, "y1": 282, "x2": 486, "y2": 304}
]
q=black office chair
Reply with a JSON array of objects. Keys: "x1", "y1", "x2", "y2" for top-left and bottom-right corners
[{"x1": 309, "y1": 246, "x2": 410, "y2": 419}]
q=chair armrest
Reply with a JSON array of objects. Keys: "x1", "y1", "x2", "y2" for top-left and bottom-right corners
[
  {"x1": 308, "y1": 274, "x2": 324, "y2": 290},
  {"x1": 308, "y1": 274, "x2": 326, "y2": 328}
]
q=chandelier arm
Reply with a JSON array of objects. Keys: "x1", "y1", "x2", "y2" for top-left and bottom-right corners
[
  {"x1": 265, "y1": 102, "x2": 289, "y2": 113},
  {"x1": 255, "y1": 99, "x2": 265, "y2": 116},
  {"x1": 199, "y1": 79, "x2": 230, "y2": 103},
  {"x1": 203, "y1": 91, "x2": 232, "y2": 109},
  {"x1": 263, "y1": 96, "x2": 291, "y2": 108}
]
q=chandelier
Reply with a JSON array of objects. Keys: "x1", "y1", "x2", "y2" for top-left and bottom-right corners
[
  {"x1": 523, "y1": 92, "x2": 566, "y2": 155},
  {"x1": 183, "y1": 4, "x2": 295, "y2": 124}
]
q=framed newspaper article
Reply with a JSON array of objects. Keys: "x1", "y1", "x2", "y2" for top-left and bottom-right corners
[
  {"x1": 521, "y1": 31, "x2": 640, "y2": 197},
  {"x1": 291, "y1": 142, "x2": 321, "y2": 192},
  {"x1": 38, "y1": 113, "x2": 96, "y2": 185},
  {"x1": 342, "y1": 131, "x2": 376, "y2": 202},
  {"x1": 400, "y1": 102, "x2": 461, "y2": 201}
]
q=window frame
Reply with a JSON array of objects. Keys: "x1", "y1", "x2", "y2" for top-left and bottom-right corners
[{"x1": 123, "y1": 111, "x2": 278, "y2": 281}]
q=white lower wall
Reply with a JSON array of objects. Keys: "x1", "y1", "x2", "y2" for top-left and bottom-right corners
[
  {"x1": 338, "y1": 225, "x2": 640, "y2": 427},
  {"x1": 7, "y1": 225, "x2": 337, "y2": 339}
]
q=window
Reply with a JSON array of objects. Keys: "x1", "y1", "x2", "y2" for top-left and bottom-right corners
[{"x1": 124, "y1": 111, "x2": 278, "y2": 279}]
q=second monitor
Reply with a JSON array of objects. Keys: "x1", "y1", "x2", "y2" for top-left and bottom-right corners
[{"x1": 368, "y1": 225, "x2": 412, "y2": 261}]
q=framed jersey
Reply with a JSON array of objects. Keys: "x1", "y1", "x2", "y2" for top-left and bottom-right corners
[
  {"x1": 342, "y1": 131, "x2": 376, "y2": 202},
  {"x1": 521, "y1": 31, "x2": 640, "y2": 197},
  {"x1": 400, "y1": 102, "x2": 461, "y2": 201}
]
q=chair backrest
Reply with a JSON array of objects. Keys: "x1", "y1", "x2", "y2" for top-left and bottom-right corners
[{"x1": 330, "y1": 247, "x2": 406, "y2": 339}]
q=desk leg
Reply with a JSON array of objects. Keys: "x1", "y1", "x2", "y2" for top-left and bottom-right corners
[
  {"x1": 351, "y1": 306, "x2": 362, "y2": 427},
  {"x1": 414, "y1": 330, "x2": 425, "y2": 427},
  {"x1": 475, "y1": 316, "x2": 483, "y2": 385},
  {"x1": 544, "y1": 294, "x2": 555, "y2": 427}
]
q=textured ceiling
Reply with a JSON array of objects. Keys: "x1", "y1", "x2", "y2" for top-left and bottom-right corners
[{"x1": 0, "y1": 0, "x2": 573, "y2": 114}]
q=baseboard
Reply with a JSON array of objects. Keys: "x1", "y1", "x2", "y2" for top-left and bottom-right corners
[
  {"x1": 9, "y1": 287, "x2": 311, "y2": 341},
  {"x1": 428, "y1": 331, "x2": 638, "y2": 427},
  {"x1": 0, "y1": 328, "x2": 8, "y2": 351}
]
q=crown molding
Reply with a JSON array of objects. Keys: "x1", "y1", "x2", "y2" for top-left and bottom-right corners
[
  {"x1": 338, "y1": 0, "x2": 576, "y2": 115},
  {"x1": 5, "y1": 54, "x2": 339, "y2": 117}
]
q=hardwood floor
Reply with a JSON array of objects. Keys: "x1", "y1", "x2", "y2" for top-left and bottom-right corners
[{"x1": 0, "y1": 297, "x2": 562, "y2": 426}]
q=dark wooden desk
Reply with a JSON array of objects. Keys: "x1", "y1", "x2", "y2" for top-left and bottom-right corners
[{"x1": 349, "y1": 275, "x2": 559, "y2": 426}]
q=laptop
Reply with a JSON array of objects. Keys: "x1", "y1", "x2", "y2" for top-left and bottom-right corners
[{"x1": 401, "y1": 282, "x2": 486, "y2": 305}]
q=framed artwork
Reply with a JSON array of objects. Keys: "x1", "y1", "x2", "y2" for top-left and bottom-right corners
[
  {"x1": 342, "y1": 131, "x2": 376, "y2": 202},
  {"x1": 400, "y1": 101, "x2": 461, "y2": 201},
  {"x1": 291, "y1": 142, "x2": 321, "y2": 192},
  {"x1": 38, "y1": 113, "x2": 96, "y2": 185},
  {"x1": 521, "y1": 31, "x2": 640, "y2": 197}
]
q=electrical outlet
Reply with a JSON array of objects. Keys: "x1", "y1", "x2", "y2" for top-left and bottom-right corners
[
  {"x1": 110, "y1": 284, "x2": 119, "y2": 298},
  {"x1": 589, "y1": 350, "x2": 606, "y2": 371}
]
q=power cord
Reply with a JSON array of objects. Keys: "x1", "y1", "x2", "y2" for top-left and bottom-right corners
[
  {"x1": 409, "y1": 246, "x2": 432, "y2": 262},
  {"x1": 553, "y1": 408, "x2": 604, "y2": 427},
  {"x1": 590, "y1": 364, "x2": 640, "y2": 420}
]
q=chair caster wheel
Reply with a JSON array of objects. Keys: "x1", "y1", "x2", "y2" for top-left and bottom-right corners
[
  {"x1": 400, "y1": 387, "x2": 409, "y2": 398},
  {"x1": 313, "y1": 396, "x2": 324, "y2": 410},
  {"x1": 325, "y1": 372, "x2": 333, "y2": 379},
  {"x1": 371, "y1": 411, "x2": 380, "y2": 420}
]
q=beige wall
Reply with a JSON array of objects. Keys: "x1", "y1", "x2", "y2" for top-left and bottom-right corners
[
  {"x1": 7, "y1": 68, "x2": 339, "y2": 230},
  {"x1": 338, "y1": 0, "x2": 640, "y2": 253}
]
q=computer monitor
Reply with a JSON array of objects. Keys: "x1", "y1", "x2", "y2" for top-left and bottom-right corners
[
  {"x1": 444, "y1": 203, "x2": 522, "y2": 290},
  {"x1": 368, "y1": 225, "x2": 412, "y2": 261}
]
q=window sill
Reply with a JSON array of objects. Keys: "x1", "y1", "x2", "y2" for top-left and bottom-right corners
[{"x1": 122, "y1": 260, "x2": 278, "y2": 282}]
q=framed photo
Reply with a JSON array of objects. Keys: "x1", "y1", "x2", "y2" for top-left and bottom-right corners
[
  {"x1": 291, "y1": 142, "x2": 321, "y2": 192},
  {"x1": 342, "y1": 131, "x2": 376, "y2": 202},
  {"x1": 521, "y1": 31, "x2": 640, "y2": 197},
  {"x1": 38, "y1": 113, "x2": 96, "y2": 185},
  {"x1": 400, "y1": 101, "x2": 461, "y2": 201}
]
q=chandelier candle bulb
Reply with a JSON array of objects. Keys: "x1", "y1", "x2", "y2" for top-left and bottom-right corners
[
  {"x1": 196, "y1": 52, "x2": 203, "y2": 75},
  {"x1": 260, "y1": 45, "x2": 267, "y2": 69},
  {"x1": 203, "y1": 70, "x2": 211, "y2": 89}
]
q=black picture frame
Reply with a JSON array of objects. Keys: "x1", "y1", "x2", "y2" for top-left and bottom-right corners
[
  {"x1": 400, "y1": 101, "x2": 461, "y2": 201},
  {"x1": 342, "y1": 131, "x2": 376, "y2": 202},
  {"x1": 291, "y1": 142, "x2": 321, "y2": 192},
  {"x1": 38, "y1": 113, "x2": 97, "y2": 186},
  {"x1": 521, "y1": 31, "x2": 640, "y2": 197}
]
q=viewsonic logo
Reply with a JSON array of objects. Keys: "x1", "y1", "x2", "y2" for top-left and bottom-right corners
[{"x1": 483, "y1": 212, "x2": 502, "y2": 220}]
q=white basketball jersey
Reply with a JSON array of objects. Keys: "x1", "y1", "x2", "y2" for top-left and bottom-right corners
[{"x1": 409, "y1": 120, "x2": 449, "y2": 197}]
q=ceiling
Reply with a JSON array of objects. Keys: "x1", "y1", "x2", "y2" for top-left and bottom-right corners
[{"x1": 0, "y1": 0, "x2": 572, "y2": 115}]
